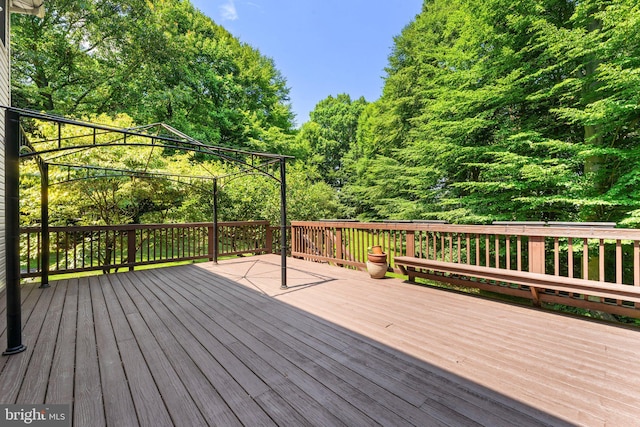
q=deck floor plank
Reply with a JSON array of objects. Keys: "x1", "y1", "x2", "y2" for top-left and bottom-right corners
[
  {"x1": 91, "y1": 275, "x2": 138, "y2": 427},
  {"x1": 183, "y1": 267, "x2": 477, "y2": 427},
  {"x1": 145, "y1": 267, "x2": 383, "y2": 427},
  {"x1": 113, "y1": 272, "x2": 253, "y2": 427},
  {"x1": 1, "y1": 254, "x2": 638, "y2": 426},
  {"x1": 101, "y1": 273, "x2": 174, "y2": 427},
  {"x1": 141, "y1": 267, "x2": 349, "y2": 427},
  {"x1": 74, "y1": 277, "x2": 106, "y2": 427},
  {"x1": 46, "y1": 278, "x2": 78, "y2": 406},
  {"x1": 16, "y1": 280, "x2": 68, "y2": 404},
  {"x1": 0, "y1": 277, "x2": 56, "y2": 404},
  {"x1": 189, "y1": 267, "x2": 547, "y2": 427},
  {"x1": 204, "y1": 256, "x2": 640, "y2": 426},
  {"x1": 305, "y1": 285, "x2": 630, "y2": 424},
  {"x1": 111, "y1": 272, "x2": 209, "y2": 427}
]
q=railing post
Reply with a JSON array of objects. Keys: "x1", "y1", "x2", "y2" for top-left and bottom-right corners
[
  {"x1": 290, "y1": 224, "x2": 296, "y2": 256},
  {"x1": 406, "y1": 230, "x2": 415, "y2": 257},
  {"x1": 265, "y1": 225, "x2": 273, "y2": 254},
  {"x1": 527, "y1": 235, "x2": 546, "y2": 306},
  {"x1": 127, "y1": 227, "x2": 136, "y2": 272},
  {"x1": 528, "y1": 236, "x2": 546, "y2": 274},
  {"x1": 335, "y1": 227, "x2": 343, "y2": 261},
  {"x1": 208, "y1": 224, "x2": 214, "y2": 261}
]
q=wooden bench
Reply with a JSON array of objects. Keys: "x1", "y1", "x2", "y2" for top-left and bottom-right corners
[{"x1": 394, "y1": 256, "x2": 640, "y2": 305}]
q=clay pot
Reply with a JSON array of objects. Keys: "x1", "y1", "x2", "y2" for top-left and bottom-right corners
[
  {"x1": 366, "y1": 261, "x2": 388, "y2": 279},
  {"x1": 370, "y1": 245, "x2": 384, "y2": 255},
  {"x1": 367, "y1": 253, "x2": 387, "y2": 264}
]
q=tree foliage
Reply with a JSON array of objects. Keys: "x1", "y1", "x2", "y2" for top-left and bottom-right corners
[
  {"x1": 15, "y1": 0, "x2": 640, "y2": 227},
  {"x1": 13, "y1": 1, "x2": 342, "y2": 226},
  {"x1": 296, "y1": 94, "x2": 368, "y2": 188},
  {"x1": 341, "y1": 0, "x2": 640, "y2": 225},
  {"x1": 11, "y1": 0, "x2": 295, "y2": 151}
]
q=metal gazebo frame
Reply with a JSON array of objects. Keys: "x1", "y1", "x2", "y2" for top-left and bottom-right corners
[{"x1": 3, "y1": 107, "x2": 292, "y2": 355}]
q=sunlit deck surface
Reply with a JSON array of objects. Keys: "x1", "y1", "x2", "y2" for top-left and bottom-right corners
[{"x1": 1, "y1": 254, "x2": 639, "y2": 426}]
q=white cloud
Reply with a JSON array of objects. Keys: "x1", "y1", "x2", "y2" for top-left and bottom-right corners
[{"x1": 220, "y1": 0, "x2": 239, "y2": 21}]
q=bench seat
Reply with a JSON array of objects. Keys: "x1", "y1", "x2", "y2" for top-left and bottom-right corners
[{"x1": 394, "y1": 256, "x2": 640, "y2": 305}]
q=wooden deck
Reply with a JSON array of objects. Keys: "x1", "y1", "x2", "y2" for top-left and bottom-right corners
[{"x1": 1, "y1": 254, "x2": 639, "y2": 426}]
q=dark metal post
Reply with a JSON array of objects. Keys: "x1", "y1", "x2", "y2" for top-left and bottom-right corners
[
  {"x1": 40, "y1": 162, "x2": 49, "y2": 288},
  {"x1": 280, "y1": 159, "x2": 287, "y2": 290},
  {"x1": 213, "y1": 178, "x2": 218, "y2": 264},
  {"x1": 4, "y1": 110, "x2": 26, "y2": 355}
]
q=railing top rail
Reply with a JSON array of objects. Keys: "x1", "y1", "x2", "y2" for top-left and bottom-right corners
[
  {"x1": 21, "y1": 220, "x2": 271, "y2": 232},
  {"x1": 291, "y1": 221, "x2": 640, "y2": 240}
]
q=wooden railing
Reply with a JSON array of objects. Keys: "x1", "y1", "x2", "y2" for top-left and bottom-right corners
[
  {"x1": 291, "y1": 221, "x2": 640, "y2": 318},
  {"x1": 21, "y1": 221, "x2": 273, "y2": 278}
]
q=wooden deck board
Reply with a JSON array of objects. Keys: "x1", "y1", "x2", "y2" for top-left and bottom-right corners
[
  {"x1": 112, "y1": 272, "x2": 208, "y2": 426},
  {"x1": 270, "y1": 273, "x2": 638, "y2": 407},
  {"x1": 0, "y1": 254, "x2": 638, "y2": 425},
  {"x1": 143, "y1": 267, "x2": 378, "y2": 426},
  {"x1": 183, "y1": 267, "x2": 477, "y2": 427},
  {"x1": 177, "y1": 269, "x2": 425, "y2": 427},
  {"x1": 0, "y1": 277, "x2": 55, "y2": 404},
  {"x1": 92, "y1": 275, "x2": 138, "y2": 427},
  {"x1": 102, "y1": 273, "x2": 174, "y2": 426},
  {"x1": 74, "y1": 277, "x2": 106, "y2": 427},
  {"x1": 46, "y1": 278, "x2": 78, "y2": 406},
  {"x1": 16, "y1": 279, "x2": 67, "y2": 404},
  {"x1": 187, "y1": 266, "x2": 552, "y2": 427}
]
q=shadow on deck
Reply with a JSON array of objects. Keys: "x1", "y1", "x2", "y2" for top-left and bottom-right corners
[{"x1": 0, "y1": 254, "x2": 638, "y2": 426}]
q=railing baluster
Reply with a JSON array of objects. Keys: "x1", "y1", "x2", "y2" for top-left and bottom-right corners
[
  {"x1": 554, "y1": 237, "x2": 560, "y2": 276},
  {"x1": 635, "y1": 240, "x2": 640, "y2": 309},
  {"x1": 616, "y1": 240, "x2": 622, "y2": 284},
  {"x1": 599, "y1": 239, "x2": 605, "y2": 283},
  {"x1": 466, "y1": 235, "x2": 470, "y2": 265},
  {"x1": 485, "y1": 235, "x2": 490, "y2": 267},
  {"x1": 568, "y1": 238, "x2": 573, "y2": 278},
  {"x1": 583, "y1": 238, "x2": 589, "y2": 280}
]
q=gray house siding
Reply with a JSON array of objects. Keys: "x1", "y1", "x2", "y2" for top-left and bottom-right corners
[{"x1": 0, "y1": 2, "x2": 9, "y2": 291}]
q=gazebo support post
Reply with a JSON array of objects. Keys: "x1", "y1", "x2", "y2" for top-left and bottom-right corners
[
  {"x1": 40, "y1": 162, "x2": 49, "y2": 288},
  {"x1": 280, "y1": 158, "x2": 287, "y2": 290},
  {"x1": 4, "y1": 109, "x2": 26, "y2": 355},
  {"x1": 213, "y1": 178, "x2": 218, "y2": 264}
]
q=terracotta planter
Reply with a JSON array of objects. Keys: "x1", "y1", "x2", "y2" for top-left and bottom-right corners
[
  {"x1": 370, "y1": 245, "x2": 384, "y2": 255},
  {"x1": 366, "y1": 261, "x2": 388, "y2": 279},
  {"x1": 367, "y1": 253, "x2": 387, "y2": 264}
]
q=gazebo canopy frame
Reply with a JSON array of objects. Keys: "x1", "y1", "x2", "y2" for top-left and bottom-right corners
[{"x1": 3, "y1": 107, "x2": 292, "y2": 355}]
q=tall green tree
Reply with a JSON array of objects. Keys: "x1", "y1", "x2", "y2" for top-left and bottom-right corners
[
  {"x1": 346, "y1": 0, "x2": 640, "y2": 225},
  {"x1": 297, "y1": 94, "x2": 367, "y2": 188}
]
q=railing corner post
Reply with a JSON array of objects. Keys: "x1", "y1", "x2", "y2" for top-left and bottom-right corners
[
  {"x1": 127, "y1": 227, "x2": 136, "y2": 272},
  {"x1": 208, "y1": 224, "x2": 214, "y2": 261},
  {"x1": 265, "y1": 225, "x2": 273, "y2": 254}
]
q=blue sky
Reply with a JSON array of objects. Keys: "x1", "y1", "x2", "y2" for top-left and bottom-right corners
[{"x1": 189, "y1": 0, "x2": 423, "y2": 126}]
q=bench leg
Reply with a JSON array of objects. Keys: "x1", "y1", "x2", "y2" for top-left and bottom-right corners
[
  {"x1": 407, "y1": 267, "x2": 416, "y2": 282},
  {"x1": 529, "y1": 287, "x2": 541, "y2": 307}
]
